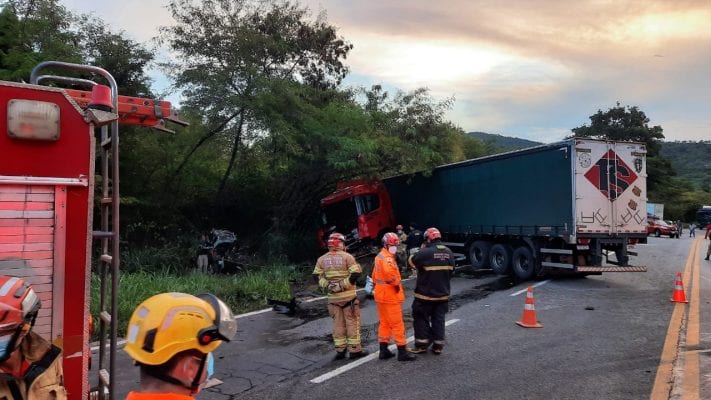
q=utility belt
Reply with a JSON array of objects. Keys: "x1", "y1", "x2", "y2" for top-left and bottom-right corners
[
  {"x1": 331, "y1": 297, "x2": 359, "y2": 312},
  {"x1": 414, "y1": 293, "x2": 449, "y2": 301}
]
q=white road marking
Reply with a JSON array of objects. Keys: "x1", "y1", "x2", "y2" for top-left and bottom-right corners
[
  {"x1": 90, "y1": 339, "x2": 127, "y2": 353},
  {"x1": 510, "y1": 280, "x2": 550, "y2": 296},
  {"x1": 310, "y1": 318, "x2": 460, "y2": 384}
]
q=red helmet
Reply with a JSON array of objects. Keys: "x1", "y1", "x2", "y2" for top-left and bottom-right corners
[
  {"x1": 0, "y1": 276, "x2": 41, "y2": 330},
  {"x1": 424, "y1": 227, "x2": 441, "y2": 241},
  {"x1": 382, "y1": 232, "x2": 400, "y2": 247},
  {"x1": 327, "y1": 232, "x2": 346, "y2": 249}
]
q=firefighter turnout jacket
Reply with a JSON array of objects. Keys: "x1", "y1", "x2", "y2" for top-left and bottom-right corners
[
  {"x1": 313, "y1": 249, "x2": 362, "y2": 304},
  {"x1": 0, "y1": 331, "x2": 66, "y2": 400},
  {"x1": 409, "y1": 241, "x2": 455, "y2": 301},
  {"x1": 372, "y1": 248, "x2": 405, "y2": 304}
]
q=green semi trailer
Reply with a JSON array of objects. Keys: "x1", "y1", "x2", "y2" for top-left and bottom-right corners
[{"x1": 320, "y1": 139, "x2": 648, "y2": 280}]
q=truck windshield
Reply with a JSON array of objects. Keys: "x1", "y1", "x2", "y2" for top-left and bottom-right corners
[{"x1": 321, "y1": 198, "x2": 357, "y2": 230}]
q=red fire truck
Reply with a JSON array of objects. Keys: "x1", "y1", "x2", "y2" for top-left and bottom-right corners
[{"x1": 0, "y1": 61, "x2": 185, "y2": 399}]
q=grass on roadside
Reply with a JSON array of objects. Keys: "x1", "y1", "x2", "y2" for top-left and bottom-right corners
[{"x1": 90, "y1": 265, "x2": 301, "y2": 339}]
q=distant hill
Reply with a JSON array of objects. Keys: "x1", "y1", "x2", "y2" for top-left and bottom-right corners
[
  {"x1": 660, "y1": 141, "x2": 711, "y2": 189},
  {"x1": 468, "y1": 132, "x2": 711, "y2": 190},
  {"x1": 468, "y1": 132, "x2": 542, "y2": 151}
]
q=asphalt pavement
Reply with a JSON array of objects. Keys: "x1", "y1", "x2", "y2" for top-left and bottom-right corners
[{"x1": 105, "y1": 236, "x2": 711, "y2": 399}]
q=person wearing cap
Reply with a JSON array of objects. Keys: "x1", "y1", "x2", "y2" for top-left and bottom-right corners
[
  {"x1": 124, "y1": 292, "x2": 237, "y2": 399},
  {"x1": 0, "y1": 275, "x2": 67, "y2": 399},
  {"x1": 313, "y1": 232, "x2": 368, "y2": 360},
  {"x1": 408, "y1": 227, "x2": 455, "y2": 355}
]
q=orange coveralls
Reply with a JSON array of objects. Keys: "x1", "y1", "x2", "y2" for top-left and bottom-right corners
[{"x1": 372, "y1": 248, "x2": 407, "y2": 346}]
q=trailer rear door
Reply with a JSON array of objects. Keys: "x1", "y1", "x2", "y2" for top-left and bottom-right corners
[{"x1": 574, "y1": 140, "x2": 647, "y2": 235}]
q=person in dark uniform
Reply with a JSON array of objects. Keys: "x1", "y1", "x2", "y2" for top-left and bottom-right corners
[
  {"x1": 406, "y1": 223, "x2": 424, "y2": 256},
  {"x1": 407, "y1": 227, "x2": 455, "y2": 355}
]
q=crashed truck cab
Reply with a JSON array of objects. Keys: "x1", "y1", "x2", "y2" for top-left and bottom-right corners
[{"x1": 0, "y1": 62, "x2": 186, "y2": 400}]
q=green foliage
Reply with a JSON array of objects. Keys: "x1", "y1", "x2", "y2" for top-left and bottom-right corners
[
  {"x1": 90, "y1": 265, "x2": 299, "y2": 338},
  {"x1": 0, "y1": 0, "x2": 82, "y2": 81},
  {"x1": 467, "y1": 132, "x2": 542, "y2": 151},
  {"x1": 75, "y1": 16, "x2": 154, "y2": 97},
  {"x1": 660, "y1": 141, "x2": 711, "y2": 190},
  {"x1": 571, "y1": 102, "x2": 665, "y2": 156}
]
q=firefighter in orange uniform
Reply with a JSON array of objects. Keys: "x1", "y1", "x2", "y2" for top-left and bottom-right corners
[
  {"x1": 0, "y1": 275, "x2": 67, "y2": 400},
  {"x1": 123, "y1": 292, "x2": 237, "y2": 399},
  {"x1": 313, "y1": 233, "x2": 368, "y2": 360},
  {"x1": 373, "y1": 233, "x2": 416, "y2": 361}
]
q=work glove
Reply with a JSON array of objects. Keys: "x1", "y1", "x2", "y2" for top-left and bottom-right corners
[{"x1": 327, "y1": 280, "x2": 344, "y2": 293}]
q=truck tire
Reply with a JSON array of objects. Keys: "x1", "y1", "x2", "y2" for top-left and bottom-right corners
[
  {"x1": 489, "y1": 244, "x2": 512, "y2": 275},
  {"x1": 511, "y1": 245, "x2": 536, "y2": 280},
  {"x1": 468, "y1": 241, "x2": 491, "y2": 269}
]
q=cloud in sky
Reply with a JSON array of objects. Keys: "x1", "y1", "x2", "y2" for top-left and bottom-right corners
[{"x1": 62, "y1": 0, "x2": 711, "y2": 142}]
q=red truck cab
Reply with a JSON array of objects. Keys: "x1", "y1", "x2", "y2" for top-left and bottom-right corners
[{"x1": 319, "y1": 180, "x2": 395, "y2": 252}]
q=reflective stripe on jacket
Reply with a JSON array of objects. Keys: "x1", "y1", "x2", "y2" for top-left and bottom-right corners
[
  {"x1": 0, "y1": 332, "x2": 66, "y2": 400},
  {"x1": 372, "y1": 248, "x2": 405, "y2": 304},
  {"x1": 410, "y1": 241, "x2": 454, "y2": 301},
  {"x1": 313, "y1": 249, "x2": 361, "y2": 303}
]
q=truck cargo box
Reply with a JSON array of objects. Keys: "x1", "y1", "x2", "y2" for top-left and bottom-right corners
[{"x1": 383, "y1": 139, "x2": 647, "y2": 242}]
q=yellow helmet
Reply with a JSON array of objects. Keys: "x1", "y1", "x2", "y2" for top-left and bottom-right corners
[{"x1": 124, "y1": 292, "x2": 237, "y2": 365}]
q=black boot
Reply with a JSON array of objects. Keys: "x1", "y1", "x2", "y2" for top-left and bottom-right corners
[
  {"x1": 397, "y1": 346, "x2": 416, "y2": 361},
  {"x1": 379, "y1": 343, "x2": 395, "y2": 360},
  {"x1": 349, "y1": 349, "x2": 369, "y2": 359},
  {"x1": 334, "y1": 350, "x2": 346, "y2": 360}
]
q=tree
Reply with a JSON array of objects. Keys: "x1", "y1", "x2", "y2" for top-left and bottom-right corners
[
  {"x1": 571, "y1": 102, "x2": 672, "y2": 193},
  {"x1": 75, "y1": 16, "x2": 154, "y2": 97},
  {"x1": 0, "y1": 0, "x2": 81, "y2": 81},
  {"x1": 571, "y1": 102, "x2": 665, "y2": 157},
  {"x1": 159, "y1": 0, "x2": 353, "y2": 192}
]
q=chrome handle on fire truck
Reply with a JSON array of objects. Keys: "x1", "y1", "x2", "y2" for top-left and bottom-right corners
[{"x1": 30, "y1": 61, "x2": 118, "y2": 109}]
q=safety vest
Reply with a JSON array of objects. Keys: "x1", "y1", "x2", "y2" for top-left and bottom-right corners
[
  {"x1": 410, "y1": 241, "x2": 454, "y2": 301},
  {"x1": 313, "y1": 249, "x2": 361, "y2": 303},
  {"x1": 372, "y1": 248, "x2": 405, "y2": 304}
]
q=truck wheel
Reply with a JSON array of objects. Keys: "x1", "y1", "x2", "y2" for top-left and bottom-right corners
[
  {"x1": 511, "y1": 246, "x2": 535, "y2": 280},
  {"x1": 489, "y1": 244, "x2": 512, "y2": 275},
  {"x1": 655, "y1": 230, "x2": 661, "y2": 237},
  {"x1": 468, "y1": 241, "x2": 491, "y2": 269}
]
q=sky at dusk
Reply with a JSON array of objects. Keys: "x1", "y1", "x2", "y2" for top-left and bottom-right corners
[{"x1": 62, "y1": 0, "x2": 711, "y2": 143}]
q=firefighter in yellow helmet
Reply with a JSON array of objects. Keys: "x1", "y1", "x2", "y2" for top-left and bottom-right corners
[
  {"x1": 0, "y1": 275, "x2": 66, "y2": 400},
  {"x1": 124, "y1": 292, "x2": 237, "y2": 399},
  {"x1": 313, "y1": 232, "x2": 368, "y2": 360}
]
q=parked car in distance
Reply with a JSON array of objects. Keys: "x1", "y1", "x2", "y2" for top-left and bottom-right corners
[{"x1": 647, "y1": 220, "x2": 679, "y2": 238}]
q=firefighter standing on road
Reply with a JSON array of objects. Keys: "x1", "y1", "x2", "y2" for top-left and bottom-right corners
[
  {"x1": 0, "y1": 275, "x2": 67, "y2": 400},
  {"x1": 373, "y1": 233, "x2": 417, "y2": 361},
  {"x1": 313, "y1": 233, "x2": 368, "y2": 360},
  {"x1": 408, "y1": 227, "x2": 455, "y2": 355},
  {"x1": 705, "y1": 223, "x2": 711, "y2": 260},
  {"x1": 124, "y1": 292, "x2": 237, "y2": 399}
]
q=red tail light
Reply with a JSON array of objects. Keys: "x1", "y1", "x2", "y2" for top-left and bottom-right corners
[
  {"x1": 628, "y1": 238, "x2": 638, "y2": 245},
  {"x1": 577, "y1": 238, "x2": 591, "y2": 245}
]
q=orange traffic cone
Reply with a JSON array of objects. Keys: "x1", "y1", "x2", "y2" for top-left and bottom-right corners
[
  {"x1": 670, "y1": 272, "x2": 688, "y2": 303},
  {"x1": 516, "y1": 286, "x2": 543, "y2": 328}
]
